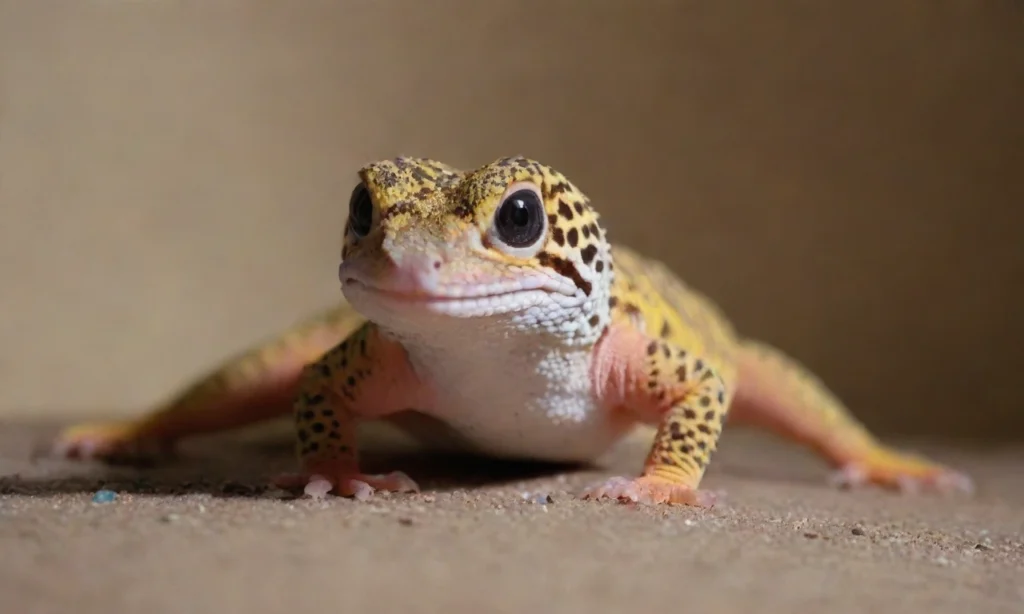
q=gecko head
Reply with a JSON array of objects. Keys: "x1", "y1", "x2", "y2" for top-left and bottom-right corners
[{"x1": 337, "y1": 155, "x2": 614, "y2": 344}]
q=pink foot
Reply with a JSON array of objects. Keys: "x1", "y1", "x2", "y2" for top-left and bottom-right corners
[
  {"x1": 829, "y1": 461, "x2": 974, "y2": 496},
  {"x1": 48, "y1": 422, "x2": 171, "y2": 462},
  {"x1": 580, "y1": 475, "x2": 722, "y2": 507},
  {"x1": 273, "y1": 466, "x2": 419, "y2": 501}
]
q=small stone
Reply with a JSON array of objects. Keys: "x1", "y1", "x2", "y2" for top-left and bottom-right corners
[
  {"x1": 975, "y1": 543, "x2": 991, "y2": 551},
  {"x1": 523, "y1": 492, "x2": 553, "y2": 505},
  {"x1": 397, "y1": 517, "x2": 414, "y2": 526},
  {"x1": 851, "y1": 527, "x2": 865, "y2": 536},
  {"x1": 803, "y1": 532, "x2": 819, "y2": 539},
  {"x1": 91, "y1": 490, "x2": 117, "y2": 504}
]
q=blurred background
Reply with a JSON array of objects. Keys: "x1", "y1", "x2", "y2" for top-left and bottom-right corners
[{"x1": 0, "y1": 1, "x2": 1021, "y2": 442}]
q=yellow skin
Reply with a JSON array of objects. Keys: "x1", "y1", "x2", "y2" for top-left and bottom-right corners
[{"x1": 52, "y1": 156, "x2": 973, "y2": 506}]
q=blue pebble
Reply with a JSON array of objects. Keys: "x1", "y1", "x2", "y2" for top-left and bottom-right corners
[{"x1": 92, "y1": 489, "x2": 118, "y2": 504}]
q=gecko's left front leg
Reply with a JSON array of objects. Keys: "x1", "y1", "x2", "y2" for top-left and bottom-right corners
[
  {"x1": 272, "y1": 322, "x2": 427, "y2": 498},
  {"x1": 583, "y1": 326, "x2": 736, "y2": 507}
]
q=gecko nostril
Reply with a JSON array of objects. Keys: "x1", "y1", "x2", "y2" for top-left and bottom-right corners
[{"x1": 433, "y1": 260, "x2": 442, "y2": 270}]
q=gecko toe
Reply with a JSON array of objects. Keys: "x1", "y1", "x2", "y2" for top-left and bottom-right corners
[
  {"x1": 580, "y1": 475, "x2": 722, "y2": 508},
  {"x1": 828, "y1": 459, "x2": 974, "y2": 497}
]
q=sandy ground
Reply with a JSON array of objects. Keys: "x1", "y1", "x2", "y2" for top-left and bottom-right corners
[{"x1": 1, "y1": 421, "x2": 1021, "y2": 614}]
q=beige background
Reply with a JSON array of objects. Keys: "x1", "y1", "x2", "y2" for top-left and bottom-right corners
[{"x1": 1, "y1": 1, "x2": 1022, "y2": 442}]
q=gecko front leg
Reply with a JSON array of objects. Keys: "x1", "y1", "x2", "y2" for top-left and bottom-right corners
[
  {"x1": 583, "y1": 326, "x2": 736, "y2": 507},
  {"x1": 272, "y1": 322, "x2": 427, "y2": 498}
]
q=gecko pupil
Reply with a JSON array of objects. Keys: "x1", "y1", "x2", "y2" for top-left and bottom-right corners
[
  {"x1": 349, "y1": 183, "x2": 373, "y2": 237},
  {"x1": 495, "y1": 189, "x2": 545, "y2": 248}
]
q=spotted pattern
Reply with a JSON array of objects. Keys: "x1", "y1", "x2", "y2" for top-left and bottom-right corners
[
  {"x1": 636, "y1": 338, "x2": 732, "y2": 485},
  {"x1": 292, "y1": 322, "x2": 378, "y2": 465},
  {"x1": 351, "y1": 155, "x2": 615, "y2": 346}
]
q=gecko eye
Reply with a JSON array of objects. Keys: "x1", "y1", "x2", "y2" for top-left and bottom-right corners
[
  {"x1": 348, "y1": 183, "x2": 374, "y2": 238},
  {"x1": 493, "y1": 186, "x2": 546, "y2": 249}
]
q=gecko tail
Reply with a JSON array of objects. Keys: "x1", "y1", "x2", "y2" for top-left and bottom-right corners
[{"x1": 728, "y1": 339, "x2": 973, "y2": 494}]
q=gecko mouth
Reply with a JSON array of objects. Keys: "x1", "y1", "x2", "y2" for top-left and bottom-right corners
[{"x1": 341, "y1": 277, "x2": 581, "y2": 315}]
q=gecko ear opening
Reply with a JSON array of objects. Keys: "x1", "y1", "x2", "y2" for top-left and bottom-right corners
[{"x1": 488, "y1": 181, "x2": 548, "y2": 258}]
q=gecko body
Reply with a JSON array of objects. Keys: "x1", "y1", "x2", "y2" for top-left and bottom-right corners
[{"x1": 52, "y1": 156, "x2": 972, "y2": 506}]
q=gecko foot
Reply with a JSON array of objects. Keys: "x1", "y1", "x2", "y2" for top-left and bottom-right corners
[
  {"x1": 828, "y1": 449, "x2": 974, "y2": 496},
  {"x1": 272, "y1": 466, "x2": 420, "y2": 501},
  {"x1": 580, "y1": 475, "x2": 722, "y2": 508},
  {"x1": 48, "y1": 421, "x2": 170, "y2": 463}
]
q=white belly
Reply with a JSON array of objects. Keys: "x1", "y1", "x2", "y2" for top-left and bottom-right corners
[{"x1": 398, "y1": 337, "x2": 627, "y2": 463}]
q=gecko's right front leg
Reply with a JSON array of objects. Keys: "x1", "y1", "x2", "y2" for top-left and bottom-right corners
[{"x1": 272, "y1": 322, "x2": 426, "y2": 498}]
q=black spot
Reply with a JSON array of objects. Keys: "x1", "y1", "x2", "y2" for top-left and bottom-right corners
[
  {"x1": 697, "y1": 424, "x2": 711, "y2": 434},
  {"x1": 308, "y1": 442, "x2": 320, "y2": 452},
  {"x1": 332, "y1": 420, "x2": 340, "y2": 428},
  {"x1": 302, "y1": 410, "x2": 315, "y2": 421},
  {"x1": 594, "y1": 260, "x2": 604, "y2": 273},
  {"x1": 346, "y1": 376, "x2": 356, "y2": 387},
  {"x1": 552, "y1": 227, "x2": 565, "y2": 246},
  {"x1": 311, "y1": 422, "x2": 326, "y2": 433},
  {"x1": 609, "y1": 296, "x2": 619, "y2": 308},
  {"x1": 554, "y1": 182, "x2": 571, "y2": 195},
  {"x1": 660, "y1": 322, "x2": 671, "y2": 338},
  {"x1": 582, "y1": 225, "x2": 591, "y2": 239},
  {"x1": 567, "y1": 228, "x2": 579, "y2": 247},
  {"x1": 718, "y1": 390, "x2": 725, "y2": 404},
  {"x1": 536, "y1": 252, "x2": 592, "y2": 296},
  {"x1": 558, "y1": 201, "x2": 574, "y2": 220},
  {"x1": 297, "y1": 429, "x2": 309, "y2": 442},
  {"x1": 573, "y1": 201, "x2": 584, "y2": 215},
  {"x1": 580, "y1": 244, "x2": 598, "y2": 265},
  {"x1": 697, "y1": 441, "x2": 707, "y2": 450},
  {"x1": 548, "y1": 214, "x2": 558, "y2": 226},
  {"x1": 662, "y1": 344, "x2": 671, "y2": 359},
  {"x1": 317, "y1": 364, "x2": 331, "y2": 378},
  {"x1": 328, "y1": 432, "x2": 341, "y2": 440},
  {"x1": 694, "y1": 359, "x2": 704, "y2": 372},
  {"x1": 704, "y1": 410, "x2": 716, "y2": 421},
  {"x1": 680, "y1": 444, "x2": 692, "y2": 454},
  {"x1": 684, "y1": 409, "x2": 697, "y2": 420},
  {"x1": 699, "y1": 396, "x2": 711, "y2": 407},
  {"x1": 588, "y1": 314, "x2": 600, "y2": 327},
  {"x1": 676, "y1": 366, "x2": 688, "y2": 382},
  {"x1": 647, "y1": 341, "x2": 658, "y2": 356}
]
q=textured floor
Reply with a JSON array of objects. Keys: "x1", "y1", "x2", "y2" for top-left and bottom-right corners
[{"x1": 1, "y1": 420, "x2": 1022, "y2": 614}]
